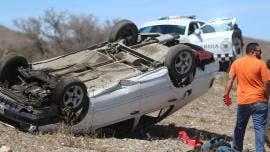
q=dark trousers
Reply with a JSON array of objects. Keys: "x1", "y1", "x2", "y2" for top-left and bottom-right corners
[{"x1": 232, "y1": 101, "x2": 268, "y2": 152}]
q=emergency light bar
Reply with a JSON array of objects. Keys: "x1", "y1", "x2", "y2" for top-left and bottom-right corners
[{"x1": 157, "y1": 15, "x2": 196, "y2": 20}]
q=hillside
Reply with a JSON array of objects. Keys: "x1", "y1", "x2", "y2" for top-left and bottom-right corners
[
  {"x1": 0, "y1": 25, "x2": 29, "y2": 52},
  {"x1": 244, "y1": 37, "x2": 270, "y2": 60},
  {"x1": 0, "y1": 23, "x2": 270, "y2": 60}
]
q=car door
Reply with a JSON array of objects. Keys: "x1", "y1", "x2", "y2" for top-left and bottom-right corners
[
  {"x1": 139, "y1": 69, "x2": 179, "y2": 114},
  {"x1": 91, "y1": 80, "x2": 141, "y2": 128},
  {"x1": 188, "y1": 17, "x2": 236, "y2": 56}
]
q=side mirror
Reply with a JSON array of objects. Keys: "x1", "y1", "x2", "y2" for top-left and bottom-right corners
[{"x1": 194, "y1": 29, "x2": 201, "y2": 35}]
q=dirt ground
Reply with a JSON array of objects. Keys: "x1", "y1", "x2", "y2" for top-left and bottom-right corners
[{"x1": 0, "y1": 73, "x2": 269, "y2": 152}]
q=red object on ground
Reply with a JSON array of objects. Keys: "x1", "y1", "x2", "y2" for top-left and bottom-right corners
[{"x1": 178, "y1": 130, "x2": 203, "y2": 147}]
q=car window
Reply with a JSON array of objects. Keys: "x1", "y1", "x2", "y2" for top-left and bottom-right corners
[
  {"x1": 201, "y1": 24, "x2": 216, "y2": 33},
  {"x1": 139, "y1": 25, "x2": 186, "y2": 35},
  {"x1": 198, "y1": 22, "x2": 205, "y2": 27},
  {"x1": 201, "y1": 18, "x2": 233, "y2": 33}
]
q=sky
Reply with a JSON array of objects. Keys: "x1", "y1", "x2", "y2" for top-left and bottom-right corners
[{"x1": 0, "y1": 0, "x2": 270, "y2": 41}]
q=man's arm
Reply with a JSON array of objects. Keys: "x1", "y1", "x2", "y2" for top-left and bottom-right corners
[
  {"x1": 224, "y1": 75, "x2": 236, "y2": 95},
  {"x1": 263, "y1": 80, "x2": 270, "y2": 100},
  {"x1": 261, "y1": 62, "x2": 270, "y2": 100},
  {"x1": 223, "y1": 75, "x2": 236, "y2": 106}
]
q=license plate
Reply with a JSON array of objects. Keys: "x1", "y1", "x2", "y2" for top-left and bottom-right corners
[{"x1": 0, "y1": 105, "x2": 4, "y2": 114}]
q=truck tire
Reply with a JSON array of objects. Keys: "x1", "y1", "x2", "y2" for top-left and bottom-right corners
[
  {"x1": 0, "y1": 53, "x2": 29, "y2": 87},
  {"x1": 165, "y1": 44, "x2": 196, "y2": 87},
  {"x1": 109, "y1": 19, "x2": 138, "y2": 46},
  {"x1": 219, "y1": 57, "x2": 235, "y2": 72},
  {"x1": 52, "y1": 78, "x2": 89, "y2": 125}
]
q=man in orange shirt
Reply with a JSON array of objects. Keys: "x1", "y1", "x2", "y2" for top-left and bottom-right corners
[{"x1": 224, "y1": 42, "x2": 270, "y2": 152}]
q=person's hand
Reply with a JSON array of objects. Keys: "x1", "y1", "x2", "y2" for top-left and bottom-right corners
[{"x1": 223, "y1": 94, "x2": 232, "y2": 106}]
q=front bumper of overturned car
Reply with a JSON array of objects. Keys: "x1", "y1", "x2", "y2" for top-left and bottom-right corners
[{"x1": 0, "y1": 92, "x2": 59, "y2": 130}]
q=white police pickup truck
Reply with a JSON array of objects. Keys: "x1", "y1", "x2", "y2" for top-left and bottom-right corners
[{"x1": 139, "y1": 16, "x2": 243, "y2": 71}]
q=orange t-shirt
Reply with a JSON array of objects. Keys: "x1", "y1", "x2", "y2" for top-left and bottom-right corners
[{"x1": 229, "y1": 55, "x2": 270, "y2": 104}]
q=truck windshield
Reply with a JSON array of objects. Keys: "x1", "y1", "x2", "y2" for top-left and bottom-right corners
[{"x1": 139, "y1": 25, "x2": 186, "y2": 35}]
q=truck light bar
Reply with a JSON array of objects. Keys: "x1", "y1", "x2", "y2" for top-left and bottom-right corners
[{"x1": 157, "y1": 15, "x2": 196, "y2": 20}]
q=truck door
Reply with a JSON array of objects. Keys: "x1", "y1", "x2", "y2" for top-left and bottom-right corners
[{"x1": 188, "y1": 17, "x2": 236, "y2": 58}]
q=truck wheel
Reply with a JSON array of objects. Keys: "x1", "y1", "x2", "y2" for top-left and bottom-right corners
[
  {"x1": 109, "y1": 19, "x2": 138, "y2": 46},
  {"x1": 219, "y1": 57, "x2": 235, "y2": 72},
  {"x1": 165, "y1": 44, "x2": 196, "y2": 87},
  {"x1": 52, "y1": 78, "x2": 89, "y2": 125},
  {"x1": 0, "y1": 53, "x2": 28, "y2": 87},
  {"x1": 219, "y1": 61, "x2": 229, "y2": 72}
]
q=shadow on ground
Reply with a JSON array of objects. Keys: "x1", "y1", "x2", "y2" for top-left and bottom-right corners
[{"x1": 98, "y1": 123, "x2": 232, "y2": 142}]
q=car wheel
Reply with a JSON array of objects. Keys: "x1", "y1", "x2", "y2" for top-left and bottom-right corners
[
  {"x1": 109, "y1": 19, "x2": 138, "y2": 46},
  {"x1": 232, "y1": 37, "x2": 242, "y2": 55},
  {"x1": 0, "y1": 53, "x2": 29, "y2": 87},
  {"x1": 52, "y1": 78, "x2": 89, "y2": 125},
  {"x1": 165, "y1": 44, "x2": 196, "y2": 87}
]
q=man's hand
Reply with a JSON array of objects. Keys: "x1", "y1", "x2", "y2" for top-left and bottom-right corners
[{"x1": 223, "y1": 94, "x2": 232, "y2": 106}]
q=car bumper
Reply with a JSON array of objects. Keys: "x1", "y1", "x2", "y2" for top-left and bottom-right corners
[{"x1": 0, "y1": 92, "x2": 59, "y2": 130}]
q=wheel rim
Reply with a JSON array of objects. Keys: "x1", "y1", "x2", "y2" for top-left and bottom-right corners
[
  {"x1": 174, "y1": 51, "x2": 193, "y2": 74},
  {"x1": 63, "y1": 85, "x2": 84, "y2": 109}
]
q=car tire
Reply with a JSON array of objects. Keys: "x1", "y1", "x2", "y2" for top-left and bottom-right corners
[
  {"x1": 165, "y1": 44, "x2": 196, "y2": 87},
  {"x1": 0, "y1": 53, "x2": 29, "y2": 87},
  {"x1": 52, "y1": 78, "x2": 89, "y2": 125},
  {"x1": 109, "y1": 19, "x2": 138, "y2": 46}
]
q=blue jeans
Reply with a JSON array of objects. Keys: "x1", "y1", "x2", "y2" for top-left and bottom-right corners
[{"x1": 233, "y1": 101, "x2": 268, "y2": 152}]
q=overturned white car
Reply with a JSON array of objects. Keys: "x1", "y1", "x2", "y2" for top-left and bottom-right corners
[{"x1": 0, "y1": 20, "x2": 218, "y2": 133}]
